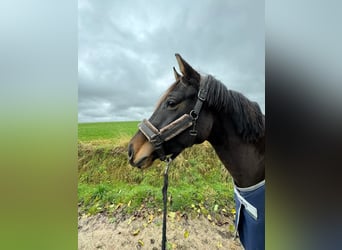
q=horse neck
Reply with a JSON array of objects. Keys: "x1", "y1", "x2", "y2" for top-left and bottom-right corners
[{"x1": 208, "y1": 116, "x2": 265, "y2": 188}]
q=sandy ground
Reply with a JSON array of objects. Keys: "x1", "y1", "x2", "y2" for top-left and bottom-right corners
[{"x1": 78, "y1": 213, "x2": 243, "y2": 250}]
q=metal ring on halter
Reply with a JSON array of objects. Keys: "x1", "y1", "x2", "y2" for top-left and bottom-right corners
[{"x1": 189, "y1": 110, "x2": 198, "y2": 120}]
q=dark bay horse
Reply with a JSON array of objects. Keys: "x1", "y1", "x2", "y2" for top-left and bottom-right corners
[{"x1": 128, "y1": 54, "x2": 265, "y2": 249}]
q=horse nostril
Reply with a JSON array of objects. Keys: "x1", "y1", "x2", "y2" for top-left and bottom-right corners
[{"x1": 128, "y1": 144, "x2": 134, "y2": 160}]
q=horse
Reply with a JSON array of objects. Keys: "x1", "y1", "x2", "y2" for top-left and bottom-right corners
[{"x1": 128, "y1": 54, "x2": 265, "y2": 250}]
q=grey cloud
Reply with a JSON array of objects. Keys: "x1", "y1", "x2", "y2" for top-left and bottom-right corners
[{"x1": 78, "y1": 0, "x2": 264, "y2": 122}]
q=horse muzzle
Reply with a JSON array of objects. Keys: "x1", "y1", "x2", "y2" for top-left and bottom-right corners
[{"x1": 128, "y1": 132, "x2": 156, "y2": 169}]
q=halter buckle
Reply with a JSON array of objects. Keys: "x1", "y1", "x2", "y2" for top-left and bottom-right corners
[{"x1": 198, "y1": 88, "x2": 207, "y2": 101}]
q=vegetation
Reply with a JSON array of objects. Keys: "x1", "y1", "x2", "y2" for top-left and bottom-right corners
[
  {"x1": 78, "y1": 121, "x2": 138, "y2": 142},
  {"x1": 78, "y1": 121, "x2": 236, "y2": 221}
]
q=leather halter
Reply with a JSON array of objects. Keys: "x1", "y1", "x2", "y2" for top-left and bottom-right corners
[{"x1": 138, "y1": 75, "x2": 210, "y2": 161}]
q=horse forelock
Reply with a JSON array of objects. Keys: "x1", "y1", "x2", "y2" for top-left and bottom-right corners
[
  {"x1": 154, "y1": 77, "x2": 197, "y2": 111},
  {"x1": 155, "y1": 80, "x2": 180, "y2": 111}
]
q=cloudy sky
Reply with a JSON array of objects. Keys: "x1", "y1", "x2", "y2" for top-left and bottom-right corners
[{"x1": 78, "y1": 0, "x2": 264, "y2": 122}]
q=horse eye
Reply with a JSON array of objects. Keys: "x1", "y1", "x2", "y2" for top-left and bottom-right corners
[{"x1": 166, "y1": 100, "x2": 177, "y2": 109}]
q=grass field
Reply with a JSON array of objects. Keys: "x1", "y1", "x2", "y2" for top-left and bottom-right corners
[
  {"x1": 78, "y1": 121, "x2": 139, "y2": 142},
  {"x1": 78, "y1": 121, "x2": 235, "y2": 221}
]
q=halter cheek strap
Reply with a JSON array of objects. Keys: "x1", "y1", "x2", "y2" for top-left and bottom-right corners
[{"x1": 138, "y1": 75, "x2": 210, "y2": 161}]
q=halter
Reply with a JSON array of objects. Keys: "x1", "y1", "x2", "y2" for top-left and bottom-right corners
[{"x1": 138, "y1": 75, "x2": 210, "y2": 161}]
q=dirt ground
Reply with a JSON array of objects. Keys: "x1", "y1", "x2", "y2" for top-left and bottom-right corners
[{"x1": 78, "y1": 213, "x2": 243, "y2": 250}]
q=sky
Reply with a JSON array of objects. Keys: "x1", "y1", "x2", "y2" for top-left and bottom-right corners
[{"x1": 78, "y1": 0, "x2": 264, "y2": 122}]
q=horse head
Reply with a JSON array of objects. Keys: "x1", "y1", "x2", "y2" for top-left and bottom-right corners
[{"x1": 128, "y1": 54, "x2": 214, "y2": 168}]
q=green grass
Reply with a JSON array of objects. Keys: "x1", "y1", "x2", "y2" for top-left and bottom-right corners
[
  {"x1": 78, "y1": 121, "x2": 139, "y2": 142},
  {"x1": 78, "y1": 121, "x2": 236, "y2": 220}
]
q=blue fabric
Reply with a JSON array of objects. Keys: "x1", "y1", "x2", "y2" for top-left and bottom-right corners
[{"x1": 234, "y1": 182, "x2": 265, "y2": 250}]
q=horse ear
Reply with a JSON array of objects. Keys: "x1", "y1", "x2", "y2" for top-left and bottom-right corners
[
  {"x1": 175, "y1": 53, "x2": 200, "y2": 82},
  {"x1": 173, "y1": 67, "x2": 181, "y2": 81}
]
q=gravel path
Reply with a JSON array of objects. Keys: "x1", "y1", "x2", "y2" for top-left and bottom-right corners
[{"x1": 78, "y1": 213, "x2": 243, "y2": 250}]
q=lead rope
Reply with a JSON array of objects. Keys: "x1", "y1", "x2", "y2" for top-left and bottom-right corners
[{"x1": 161, "y1": 157, "x2": 172, "y2": 250}]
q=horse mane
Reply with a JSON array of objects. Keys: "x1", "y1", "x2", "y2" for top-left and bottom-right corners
[{"x1": 205, "y1": 75, "x2": 265, "y2": 143}]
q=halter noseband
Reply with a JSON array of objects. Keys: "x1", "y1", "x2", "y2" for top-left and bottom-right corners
[{"x1": 138, "y1": 75, "x2": 210, "y2": 161}]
